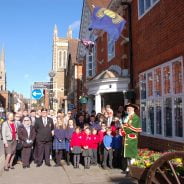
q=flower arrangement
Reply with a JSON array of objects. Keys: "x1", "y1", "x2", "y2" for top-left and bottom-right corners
[
  {"x1": 131, "y1": 148, "x2": 184, "y2": 178},
  {"x1": 132, "y1": 148, "x2": 162, "y2": 168}
]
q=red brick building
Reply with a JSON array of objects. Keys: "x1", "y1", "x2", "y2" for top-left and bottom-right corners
[
  {"x1": 78, "y1": 0, "x2": 184, "y2": 151},
  {"x1": 130, "y1": 0, "x2": 184, "y2": 151},
  {"x1": 78, "y1": 0, "x2": 130, "y2": 114}
]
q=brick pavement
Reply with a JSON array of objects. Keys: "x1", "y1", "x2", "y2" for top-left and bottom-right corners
[
  {"x1": 0, "y1": 160, "x2": 138, "y2": 184},
  {"x1": 0, "y1": 139, "x2": 5, "y2": 174}
]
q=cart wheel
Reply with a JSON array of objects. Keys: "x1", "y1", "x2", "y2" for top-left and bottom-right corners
[{"x1": 146, "y1": 151, "x2": 184, "y2": 184}]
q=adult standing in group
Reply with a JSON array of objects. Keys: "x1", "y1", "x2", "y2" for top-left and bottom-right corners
[
  {"x1": 30, "y1": 109, "x2": 36, "y2": 126},
  {"x1": 18, "y1": 116, "x2": 36, "y2": 168},
  {"x1": 2, "y1": 112, "x2": 18, "y2": 171},
  {"x1": 121, "y1": 103, "x2": 142, "y2": 172},
  {"x1": 34, "y1": 108, "x2": 54, "y2": 167}
]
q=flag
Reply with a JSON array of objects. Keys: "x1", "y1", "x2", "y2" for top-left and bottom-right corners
[
  {"x1": 81, "y1": 39, "x2": 95, "y2": 47},
  {"x1": 89, "y1": 7, "x2": 126, "y2": 41},
  {"x1": 81, "y1": 39, "x2": 95, "y2": 53}
]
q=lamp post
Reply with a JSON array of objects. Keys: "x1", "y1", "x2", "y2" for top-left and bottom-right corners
[{"x1": 48, "y1": 70, "x2": 56, "y2": 109}]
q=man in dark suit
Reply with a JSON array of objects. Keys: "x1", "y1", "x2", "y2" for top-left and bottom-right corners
[{"x1": 34, "y1": 108, "x2": 54, "y2": 167}]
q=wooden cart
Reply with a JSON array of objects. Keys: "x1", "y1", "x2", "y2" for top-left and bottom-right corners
[{"x1": 130, "y1": 151, "x2": 184, "y2": 184}]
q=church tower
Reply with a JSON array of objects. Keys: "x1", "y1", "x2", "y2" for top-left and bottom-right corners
[
  {"x1": 52, "y1": 25, "x2": 69, "y2": 111},
  {"x1": 0, "y1": 48, "x2": 6, "y2": 91}
]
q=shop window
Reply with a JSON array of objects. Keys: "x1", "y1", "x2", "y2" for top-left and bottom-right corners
[
  {"x1": 164, "y1": 98, "x2": 172, "y2": 137},
  {"x1": 172, "y1": 61, "x2": 183, "y2": 94},
  {"x1": 141, "y1": 101, "x2": 147, "y2": 132},
  {"x1": 174, "y1": 97, "x2": 183, "y2": 137},
  {"x1": 140, "y1": 73, "x2": 146, "y2": 99},
  {"x1": 154, "y1": 68, "x2": 162, "y2": 96},
  {"x1": 139, "y1": 57, "x2": 184, "y2": 141},
  {"x1": 147, "y1": 72, "x2": 153, "y2": 97},
  {"x1": 147, "y1": 100, "x2": 154, "y2": 135},
  {"x1": 155, "y1": 100, "x2": 162, "y2": 135},
  {"x1": 163, "y1": 66, "x2": 171, "y2": 94}
]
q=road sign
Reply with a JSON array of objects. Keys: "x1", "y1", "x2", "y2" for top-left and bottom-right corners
[
  {"x1": 68, "y1": 104, "x2": 75, "y2": 110},
  {"x1": 33, "y1": 82, "x2": 51, "y2": 89},
  {"x1": 32, "y1": 89, "x2": 43, "y2": 100}
]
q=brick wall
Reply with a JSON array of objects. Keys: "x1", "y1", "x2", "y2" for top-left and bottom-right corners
[
  {"x1": 139, "y1": 135, "x2": 184, "y2": 151},
  {"x1": 96, "y1": 10, "x2": 129, "y2": 75},
  {"x1": 132, "y1": 0, "x2": 184, "y2": 150},
  {"x1": 131, "y1": 0, "x2": 184, "y2": 87}
]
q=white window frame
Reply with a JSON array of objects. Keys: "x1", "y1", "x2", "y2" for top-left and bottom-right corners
[
  {"x1": 138, "y1": 0, "x2": 160, "y2": 19},
  {"x1": 86, "y1": 53, "x2": 93, "y2": 78},
  {"x1": 107, "y1": 34, "x2": 115, "y2": 62},
  {"x1": 139, "y1": 56, "x2": 184, "y2": 142}
]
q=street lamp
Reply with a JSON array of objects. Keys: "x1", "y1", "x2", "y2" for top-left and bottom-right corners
[{"x1": 48, "y1": 70, "x2": 56, "y2": 109}]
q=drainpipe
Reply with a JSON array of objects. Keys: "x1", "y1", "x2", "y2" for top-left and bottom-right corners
[{"x1": 121, "y1": 1, "x2": 134, "y2": 101}]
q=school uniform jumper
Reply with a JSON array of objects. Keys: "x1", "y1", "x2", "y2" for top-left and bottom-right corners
[
  {"x1": 70, "y1": 132, "x2": 82, "y2": 167},
  {"x1": 91, "y1": 134, "x2": 100, "y2": 165},
  {"x1": 103, "y1": 134, "x2": 113, "y2": 168},
  {"x1": 53, "y1": 128, "x2": 66, "y2": 165},
  {"x1": 81, "y1": 133, "x2": 93, "y2": 168}
]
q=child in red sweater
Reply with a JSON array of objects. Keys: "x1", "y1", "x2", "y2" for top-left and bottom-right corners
[
  {"x1": 81, "y1": 127, "x2": 92, "y2": 169},
  {"x1": 70, "y1": 127, "x2": 82, "y2": 168},
  {"x1": 98, "y1": 123, "x2": 106, "y2": 165},
  {"x1": 91, "y1": 128, "x2": 100, "y2": 165}
]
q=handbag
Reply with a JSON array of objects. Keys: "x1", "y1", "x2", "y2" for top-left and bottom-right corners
[{"x1": 16, "y1": 141, "x2": 23, "y2": 150}]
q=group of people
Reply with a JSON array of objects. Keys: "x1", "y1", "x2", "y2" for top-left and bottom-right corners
[{"x1": 1, "y1": 103, "x2": 142, "y2": 173}]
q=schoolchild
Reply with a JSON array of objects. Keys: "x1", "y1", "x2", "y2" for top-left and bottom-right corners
[
  {"x1": 112, "y1": 128, "x2": 122, "y2": 168},
  {"x1": 82, "y1": 127, "x2": 92, "y2": 169},
  {"x1": 70, "y1": 127, "x2": 82, "y2": 168},
  {"x1": 102, "y1": 127, "x2": 113, "y2": 169},
  {"x1": 98, "y1": 123, "x2": 106, "y2": 165},
  {"x1": 91, "y1": 128, "x2": 100, "y2": 165}
]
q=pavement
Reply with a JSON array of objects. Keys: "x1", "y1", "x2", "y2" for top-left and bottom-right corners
[
  {"x1": 0, "y1": 139, "x2": 5, "y2": 174},
  {"x1": 0, "y1": 160, "x2": 138, "y2": 184}
]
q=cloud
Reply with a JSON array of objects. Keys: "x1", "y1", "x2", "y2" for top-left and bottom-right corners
[{"x1": 69, "y1": 20, "x2": 80, "y2": 30}]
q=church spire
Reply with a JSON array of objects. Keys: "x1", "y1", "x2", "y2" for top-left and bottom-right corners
[
  {"x1": 0, "y1": 47, "x2": 5, "y2": 71},
  {"x1": 67, "y1": 26, "x2": 73, "y2": 39},
  {"x1": 0, "y1": 47, "x2": 6, "y2": 90},
  {"x1": 53, "y1": 24, "x2": 58, "y2": 38}
]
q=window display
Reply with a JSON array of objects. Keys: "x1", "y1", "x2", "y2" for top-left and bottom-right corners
[{"x1": 174, "y1": 98, "x2": 183, "y2": 137}]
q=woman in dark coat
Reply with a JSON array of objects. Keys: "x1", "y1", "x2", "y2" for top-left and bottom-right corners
[
  {"x1": 65, "y1": 119, "x2": 75, "y2": 165},
  {"x1": 52, "y1": 118, "x2": 66, "y2": 166},
  {"x1": 18, "y1": 116, "x2": 36, "y2": 168}
]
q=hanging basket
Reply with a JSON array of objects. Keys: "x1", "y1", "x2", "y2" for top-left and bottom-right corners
[{"x1": 79, "y1": 96, "x2": 88, "y2": 104}]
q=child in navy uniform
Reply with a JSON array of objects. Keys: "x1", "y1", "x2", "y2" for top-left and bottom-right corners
[
  {"x1": 102, "y1": 127, "x2": 113, "y2": 169},
  {"x1": 112, "y1": 128, "x2": 122, "y2": 168}
]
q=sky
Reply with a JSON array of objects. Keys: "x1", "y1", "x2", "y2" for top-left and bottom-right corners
[{"x1": 0, "y1": 0, "x2": 83, "y2": 98}]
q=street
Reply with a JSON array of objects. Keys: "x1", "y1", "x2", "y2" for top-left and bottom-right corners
[{"x1": 0, "y1": 161, "x2": 137, "y2": 184}]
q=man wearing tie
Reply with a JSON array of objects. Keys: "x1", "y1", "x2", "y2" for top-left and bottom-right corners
[{"x1": 34, "y1": 108, "x2": 54, "y2": 167}]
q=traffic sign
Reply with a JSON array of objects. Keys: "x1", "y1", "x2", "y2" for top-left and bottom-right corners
[
  {"x1": 68, "y1": 104, "x2": 75, "y2": 110},
  {"x1": 33, "y1": 82, "x2": 51, "y2": 89},
  {"x1": 32, "y1": 89, "x2": 43, "y2": 100}
]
